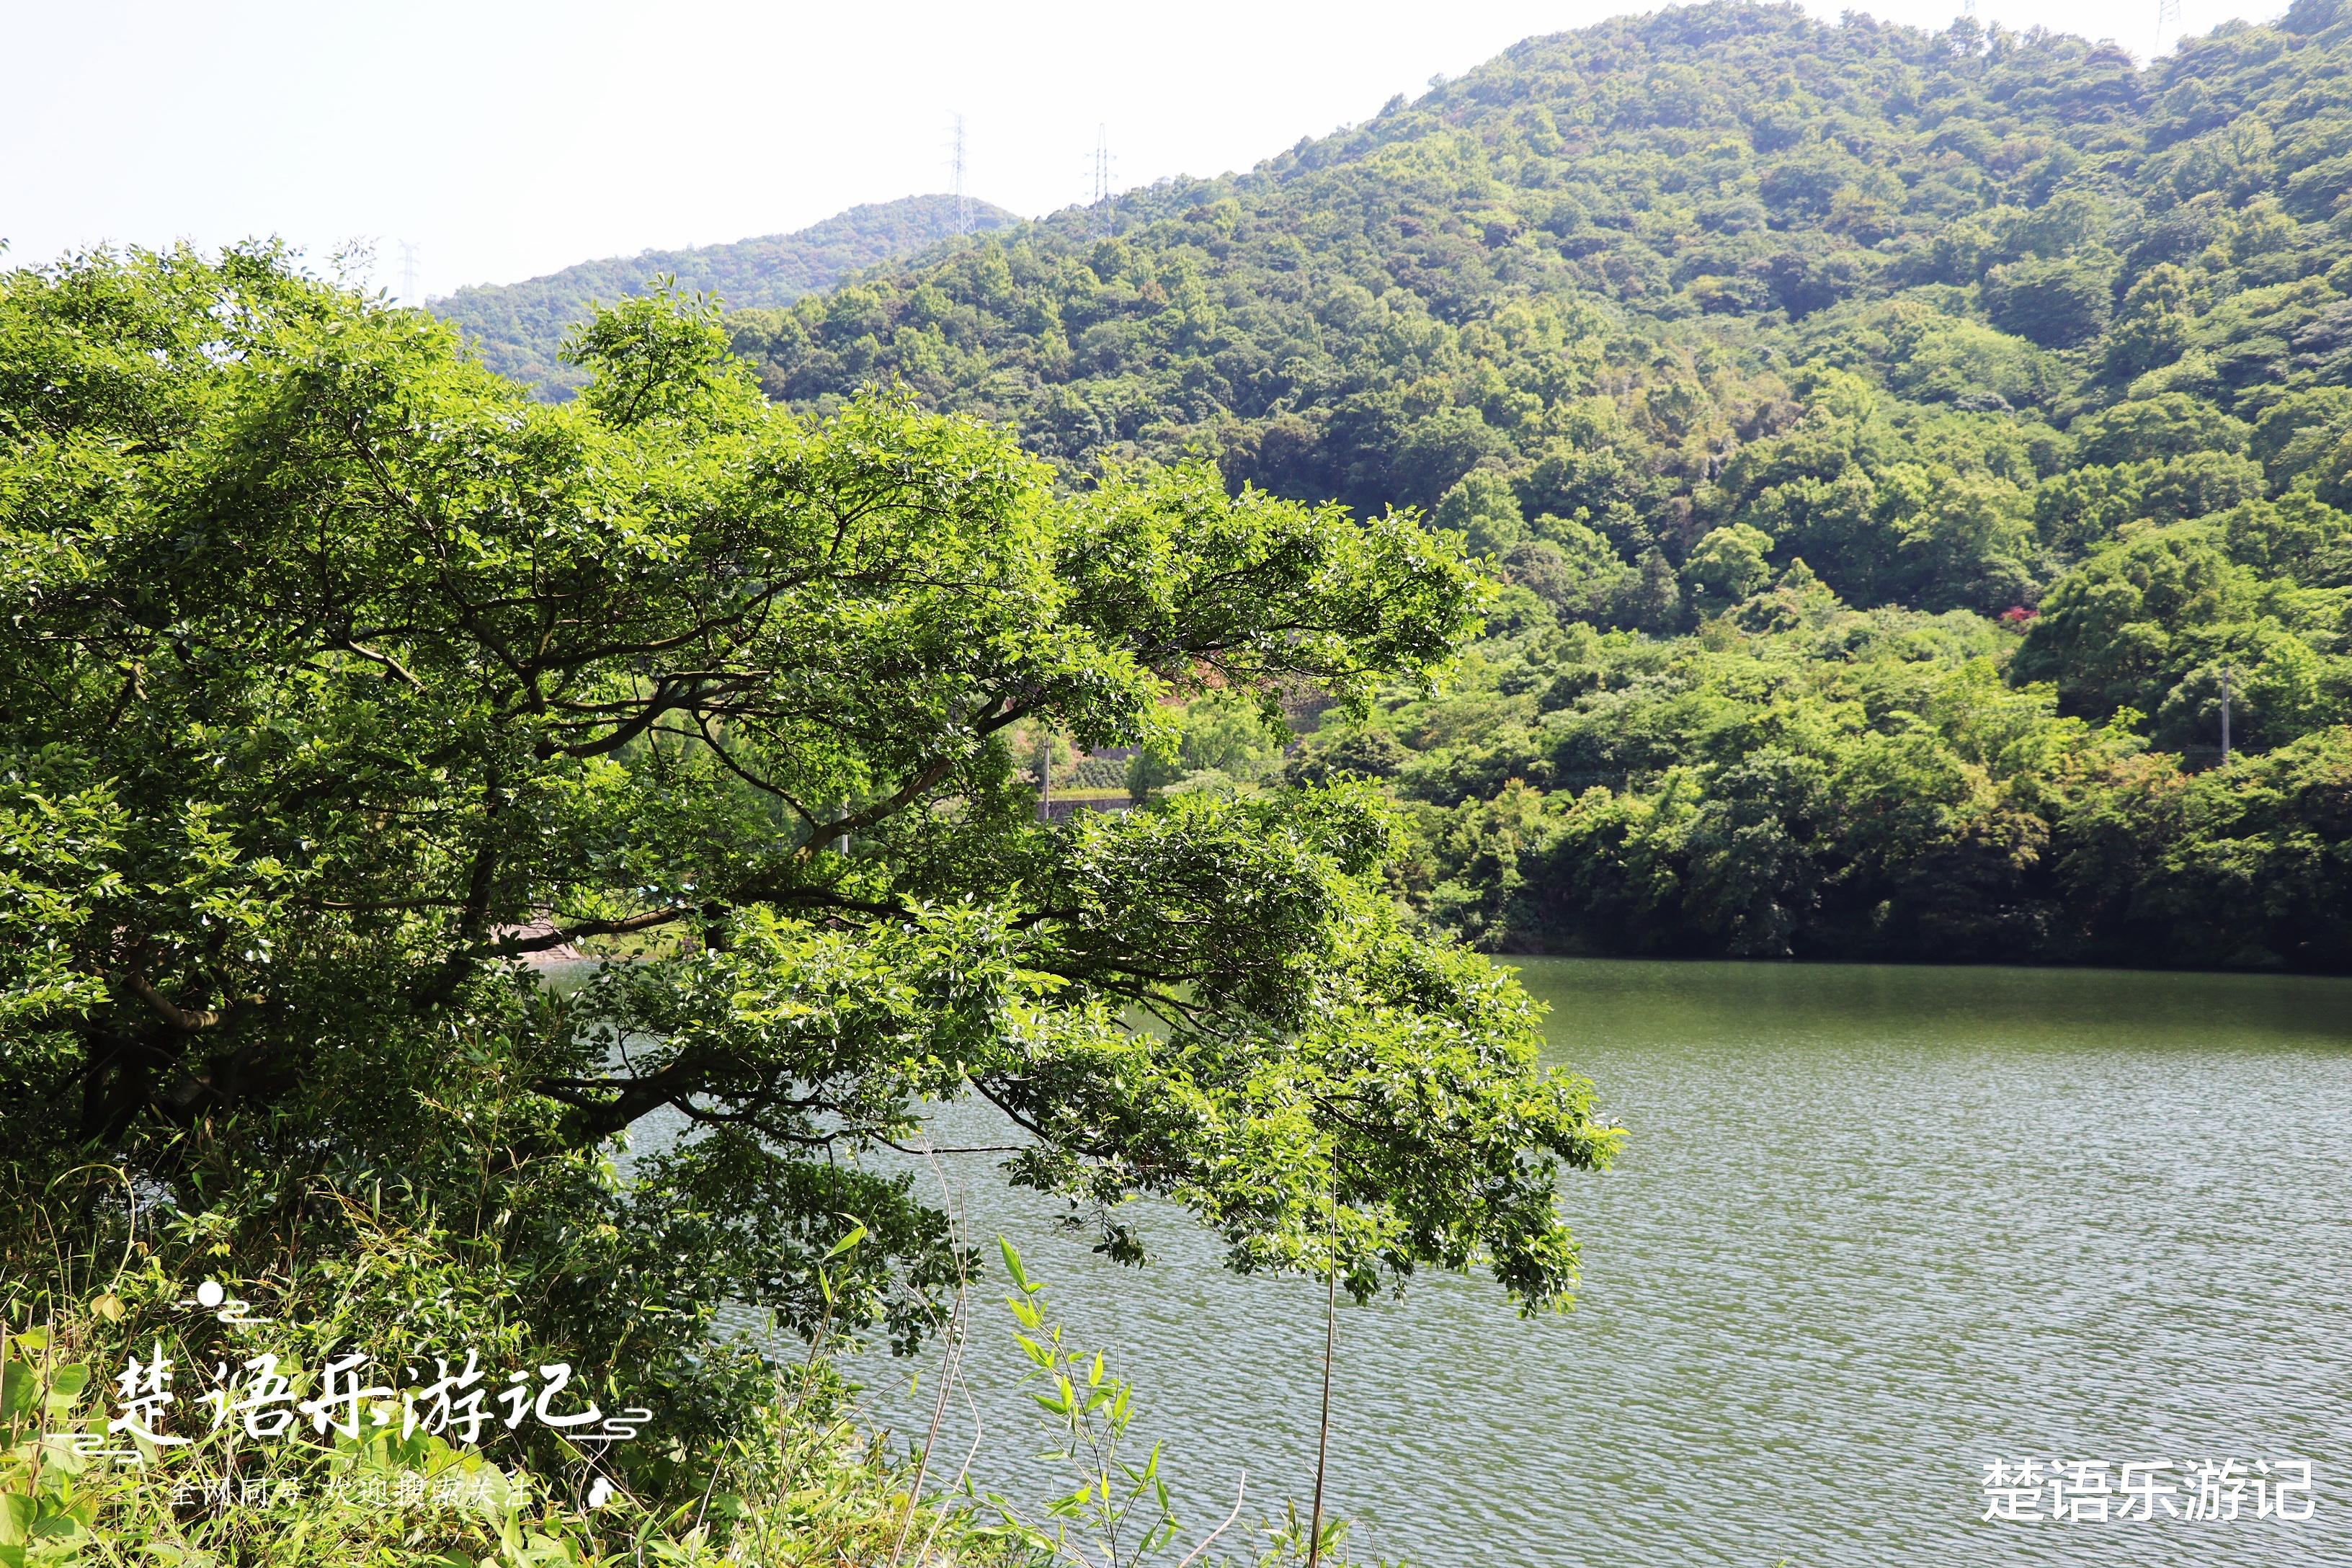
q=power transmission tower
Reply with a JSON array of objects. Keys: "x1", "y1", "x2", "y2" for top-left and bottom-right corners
[
  {"x1": 1088, "y1": 125, "x2": 1113, "y2": 236},
  {"x1": 398, "y1": 241, "x2": 421, "y2": 307},
  {"x1": 2153, "y1": 0, "x2": 2182, "y2": 58},
  {"x1": 950, "y1": 113, "x2": 973, "y2": 236}
]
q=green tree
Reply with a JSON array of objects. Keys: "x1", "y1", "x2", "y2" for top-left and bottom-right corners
[
  {"x1": 2011, "y1": 528, "x2": 2253, "y2": 720},
  {"x1": 0, "y1": 250, "x2": 1622, "y2": 1482},
  {"x1": 1124, "y1": 741, "x2": 1186, "y2": 803},
  {"x1": 1627, "y1": 547, "x2": 1685, "y2": 633},
  {"x1": 2104, "y1": 263, "x2": 2196, "y2": 378},
  {"x1": 1981, "y1": 255, "x2": 2114, "y2": 350},
  {"x1": 2070, "y1": 393, "x2": 2252, "y2": 468},
  {"x1": 1430, "y1": 469, "x2": 1528, "y2": 557},
  {"x1": 1175, "y1": 690, "x2": 1284, "y2": 776},
  {"x1": 1680, "y1": 525, "x2": 1775, "y2": 617}
]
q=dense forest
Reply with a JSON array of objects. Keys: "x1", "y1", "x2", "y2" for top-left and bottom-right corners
[
  {"x1": 433, "y1": 193, "x2": 1016, "y2": 396},
  {"x1": 722, "y1": 0, "x2": 2352, "y2": 970}
]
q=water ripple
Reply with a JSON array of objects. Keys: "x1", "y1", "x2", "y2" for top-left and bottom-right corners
[{"x1": 778, "y1": 961, "x2": 2352, "y2": 1567}]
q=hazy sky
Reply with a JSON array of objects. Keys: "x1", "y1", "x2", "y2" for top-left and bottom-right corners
[{"x1": 4, "y1": 0, "x2": 2285, "y2": 301}]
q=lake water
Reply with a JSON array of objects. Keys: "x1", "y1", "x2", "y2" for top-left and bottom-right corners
[{"x1": 831, "y1": 958, "x2": 2352, "y2": 1567}]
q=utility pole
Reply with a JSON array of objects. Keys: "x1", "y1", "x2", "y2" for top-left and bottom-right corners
[{"x1": 2219, "y1": 664, "x2": 2233, "y2": 765}]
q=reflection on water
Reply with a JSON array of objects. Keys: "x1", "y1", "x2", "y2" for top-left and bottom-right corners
[{"x1": 723, "y1": 961, "x2": 2352, "y2": 1567}]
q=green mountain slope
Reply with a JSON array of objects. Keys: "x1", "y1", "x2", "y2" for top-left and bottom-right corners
[
  {"x1": 733, "y1": 0, "x2": 2352, "y2": 969},
  {"x1": 434, "y1": 193, "x2": 1017, "y2": 396}
]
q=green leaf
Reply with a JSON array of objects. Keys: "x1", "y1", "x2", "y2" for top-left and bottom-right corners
[
  {"x1": 0, "y1": 1363, "x2": 30, "y2": 1420},
  {"x1": 997, "y1": 1236, "x2": 1033, "y2": 1295},
  {"x1": 0, "y1": 1496, "x2": 29, "y2": 1549}
]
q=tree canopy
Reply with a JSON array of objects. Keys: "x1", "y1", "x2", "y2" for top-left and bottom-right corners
[{"x1": 0, "y1": 248, "x2": 1618, "y2": 1476}]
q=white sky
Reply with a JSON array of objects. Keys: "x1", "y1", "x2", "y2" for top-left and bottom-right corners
[{"x1": 3, "y1": 0, "x2": 2283, "y2": 303}]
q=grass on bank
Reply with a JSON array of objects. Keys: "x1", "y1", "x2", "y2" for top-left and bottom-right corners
[{"x1": 2, "y1": 1243, "x2": 1350, "y2": 1568}]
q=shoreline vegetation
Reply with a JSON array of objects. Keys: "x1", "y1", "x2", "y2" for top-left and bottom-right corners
[{"x1": 4, "y1": 1231, "x2": 1322, "y2": 1567}]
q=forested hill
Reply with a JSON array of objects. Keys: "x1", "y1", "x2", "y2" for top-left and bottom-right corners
[
  {"x1": 433, "y1": 193, "x2": 1017, "y2": 396},
  {"x1": 734, "y1": 0, "x2": 2352, "y2": 971},
  {"x1": 736, "y1": 0, "x2": 2352, "y2": 543}
]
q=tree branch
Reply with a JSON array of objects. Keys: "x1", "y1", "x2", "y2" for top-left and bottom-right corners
[
  {"x1": 119, "y1": 967, "x2": 226, "y2": 1033},
  {"x1": 331, "y1": 635, "x2": 425, "y2": 691},
  {"x1": 481, "y1": 905, "x2": 690, "y2": 957}
]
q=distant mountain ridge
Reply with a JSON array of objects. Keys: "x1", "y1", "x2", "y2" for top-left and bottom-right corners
[{"x1": 432, "y1": 193, "x2": 1017, "y2": 397}]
